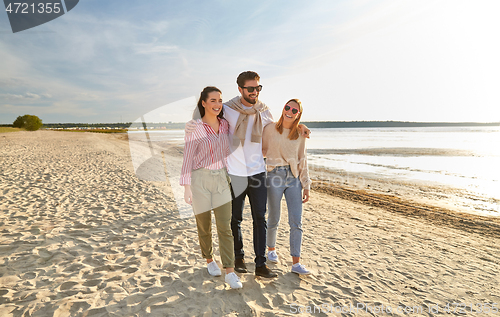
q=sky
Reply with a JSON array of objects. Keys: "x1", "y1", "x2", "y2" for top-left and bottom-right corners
[{"x1": 1, "y1": 0, "x2": 500, "y2": 124}]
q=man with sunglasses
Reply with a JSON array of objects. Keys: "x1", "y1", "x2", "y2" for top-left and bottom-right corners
[
  {"x1": 222, "y1": 71, "x2": 277, "y2": 278},
  {"x1": 185, "y1": 71, "x2": 309, "y2": 278}
]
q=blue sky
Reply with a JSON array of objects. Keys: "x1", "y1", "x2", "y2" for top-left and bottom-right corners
[{"x1": 1, "y1": 0, "x2": 499, "y2": 124}]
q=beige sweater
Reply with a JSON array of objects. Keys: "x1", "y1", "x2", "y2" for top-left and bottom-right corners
[{"x1": 262, "y1": 123, "x2": 311, "y2": 190}]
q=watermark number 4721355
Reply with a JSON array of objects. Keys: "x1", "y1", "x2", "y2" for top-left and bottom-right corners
[{"x1": 3, "y1": 0, "x2": 79, "y2": 33}]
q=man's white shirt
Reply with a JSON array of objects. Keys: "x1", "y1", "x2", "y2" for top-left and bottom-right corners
[{"x1": 223, "y1": 103, "x2": 274, "y2": 177}]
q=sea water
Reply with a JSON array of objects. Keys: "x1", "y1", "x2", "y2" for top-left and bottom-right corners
[
  {"x1": 306, "y1": 127, "x2": 500, "y2": 215},
  {"x1": 130, "y1": 126, "x2": 500, "y2": 215}
]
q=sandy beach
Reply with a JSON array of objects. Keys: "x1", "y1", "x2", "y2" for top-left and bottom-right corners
[{"x1": 1, "y1": 130, "x2": 499, "y2": 316}]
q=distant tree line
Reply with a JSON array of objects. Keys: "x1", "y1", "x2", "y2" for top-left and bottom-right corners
[
  {"x1": 300, "y1": 121, "x2": 500, "y2": 128},
  {"x1": 45, "y1": 121, "x2": 500, "y2": 129},
  {"x1": 128, "y1": 122, "x2": 186, "y2": 129},
  {"x1": 44, "y1": 122, "x2": 186, "y2": 129},
  {"x1": 43, "y1": 122, "x2": 133, "y2": 129},
  {"x1": 5, "y1": 120, "x2": 499, "y2": 130}
]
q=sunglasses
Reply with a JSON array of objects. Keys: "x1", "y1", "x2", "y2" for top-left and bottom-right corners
[
  {"x1": 240, "y1": 85, "x2": 263, "y2": 93},
  {"x1": 284, "y1": 104, "x2": 300, "y2": 114}
]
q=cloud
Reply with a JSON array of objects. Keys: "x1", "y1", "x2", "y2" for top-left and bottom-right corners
[
  {"x1": 0, "y1": 78, "x2": 25, "y2": 87},
  {"x1": 0, "y1": 92, "x2": 49, "y2": 101},
  {"x1": 1, "y1": 101, "x2": 97, "y2": 116},
  {"x1": 134, "y1": 44, "x2": 179, "y2": 55},
  {"x1": 74, "y1": 92, "x2": 99, "y2": 100}
]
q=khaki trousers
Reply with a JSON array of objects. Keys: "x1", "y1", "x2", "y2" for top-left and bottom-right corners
[{"x1": 191, "y1": 168, "x2": 234, "y2": 268}]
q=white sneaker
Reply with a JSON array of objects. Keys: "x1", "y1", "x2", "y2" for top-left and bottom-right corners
[
  {"x1": 267, "y1": 250, "x2": 278, "y2": 263},
  {"x1": 225, "y1": 272, "x2": 243, "y2": 289},
  {"x1": 207, "y1": 261, "x2": 221, "y2": 276},
  {"x1": 291, "y1": 263, "x2": 311, "y2": 275}
]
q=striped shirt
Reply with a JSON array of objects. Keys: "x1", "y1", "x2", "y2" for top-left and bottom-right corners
[{"x1": 180, "y1": 118, "x2": 230, "y2": 185}]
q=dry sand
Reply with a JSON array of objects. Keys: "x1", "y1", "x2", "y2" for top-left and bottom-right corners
[{"x1": 1, "y1": 130, "x2": 499, "y2": 316}]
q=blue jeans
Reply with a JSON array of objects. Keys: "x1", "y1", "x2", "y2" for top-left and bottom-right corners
[
  {"x1": 266, "y1": 166, "x2": 303, "y2": 258},
  {"x1": 229, "y1": 172, "x2": 268, "y2": 267}
]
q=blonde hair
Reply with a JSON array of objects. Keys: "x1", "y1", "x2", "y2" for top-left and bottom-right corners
[{"x1": 275, "y1": 99, "x2": 303, "y2": 140}]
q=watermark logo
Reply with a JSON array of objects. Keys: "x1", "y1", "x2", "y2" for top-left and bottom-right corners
[
  {"x1": 127, "y1": 97, "x2": 197, "y2": 218},
  {"x1": 3, "y1": 0, "x2": 79, "y2": 33},
  {"x1": 128, "y1": 97, "x2": 248, "y2": 219},
  {"x1": 127, "y1": 97, "x2": 270, "y2": 219}
]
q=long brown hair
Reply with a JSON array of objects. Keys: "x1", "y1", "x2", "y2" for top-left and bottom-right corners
[{"x1": 275, "y1": 99, "x2": 303, "y2": 140}]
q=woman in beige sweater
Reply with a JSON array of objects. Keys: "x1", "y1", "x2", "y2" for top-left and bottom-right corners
[{"x1": 262, "y1": 99, "x2": 312, "y2": 275}]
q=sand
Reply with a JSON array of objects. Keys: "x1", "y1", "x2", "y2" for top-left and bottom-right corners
[{"x1": 1, "y1": 130, "x2": 499, "y2": 316}]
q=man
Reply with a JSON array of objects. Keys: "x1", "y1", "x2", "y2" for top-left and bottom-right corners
[{"x1": 223, "y1": 71, "x2": 276, "y2": 277}]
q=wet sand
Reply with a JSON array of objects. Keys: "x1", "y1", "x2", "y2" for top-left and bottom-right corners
[{"x1": 1, "y1": 130, "x2": 499, "y2": 316}]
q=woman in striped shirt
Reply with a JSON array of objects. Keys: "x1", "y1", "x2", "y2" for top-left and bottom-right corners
[{"x1": 180, "y1": 86, "x2": 242, "y2": 289}]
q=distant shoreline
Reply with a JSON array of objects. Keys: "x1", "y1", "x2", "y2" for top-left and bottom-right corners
[
  {"x1": 301, "y1": 121, "x2": 500, "y2": 128},
  {"x1": 1, "y1": 121, "x2": 499, "y2": 130}
]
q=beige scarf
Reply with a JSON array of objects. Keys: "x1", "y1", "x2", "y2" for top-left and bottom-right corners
[{"x1": 225, "y1": 96, "x2": 269, "y2": 147}]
